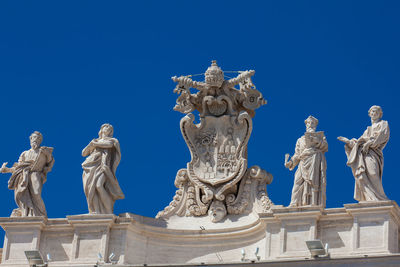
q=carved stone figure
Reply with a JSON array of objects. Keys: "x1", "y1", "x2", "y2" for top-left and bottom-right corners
[
  {"x1": 284, "y1": 116, "x2": 328, "y2": 207},
  {"x1": 338, "y1": 105, "x2": 389, "y2": 202},
  {"x1": 208, "y1": 200, "x2": 227, "y2": 223},
  {"x1": 157, "y1": 61, "x2": 273, "y2": 222},
  {"x1": 0, "y1": 131, "x2": 54, "y2": 217},
  {"x1": 82, "y1": 123, "x2": 124, "y2": 214}
]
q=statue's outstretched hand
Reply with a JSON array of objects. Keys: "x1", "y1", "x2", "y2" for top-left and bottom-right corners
[
  {"x1": 0, "y1": 162, "x2": 7, "y2": 173},
  {"x1": 284, "y1": 154, "x2": 292, "y2": 169},
  {"x1": 337, "y1": 136, "x2": 350, "y2": 143}
]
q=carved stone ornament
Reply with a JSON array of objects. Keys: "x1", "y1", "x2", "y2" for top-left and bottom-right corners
[{"x1": 157, "y1": 61, "x2": 273, "y2": 222}]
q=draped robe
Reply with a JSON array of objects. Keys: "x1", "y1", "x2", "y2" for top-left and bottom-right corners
[
  {"x1": 288, "y1": 133, "x2": 328, "y2": 207},
  {"x1": 344, "y1": 120, "x2": 389, "y2": 201},
  {"x1": 7, "y1": 147, "x2": 54, "y2": 217},
  {"x1": 82, "y1": 137, "x2": 124, "y2": 214}
]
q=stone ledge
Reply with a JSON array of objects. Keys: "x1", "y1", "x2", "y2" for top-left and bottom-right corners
[{"x1": 0, "y1": 202, "x2": 399, "y2": 266}]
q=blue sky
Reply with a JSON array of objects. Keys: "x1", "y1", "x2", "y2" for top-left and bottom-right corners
[{"x1": 0, "y1": 1, "x2": 399, "y2": 242}]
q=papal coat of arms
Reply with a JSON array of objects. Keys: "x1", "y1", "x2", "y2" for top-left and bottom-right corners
[{"x1": 157, "y1": 61, "x2": 273, "y2": 222}]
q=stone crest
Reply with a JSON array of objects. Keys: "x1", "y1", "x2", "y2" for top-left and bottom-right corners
[{"x1": 157, "y1": 61, "x2": 273, "y2": 222}]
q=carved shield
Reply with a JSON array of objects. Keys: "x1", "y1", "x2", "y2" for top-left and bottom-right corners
[{"x1": 181, "y1": 112, "x2": 253, "y2": 201}]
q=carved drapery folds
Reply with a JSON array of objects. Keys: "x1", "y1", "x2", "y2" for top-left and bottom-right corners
[{"x1": 157, "y1": 61, "x2": 273, "y2": 222}]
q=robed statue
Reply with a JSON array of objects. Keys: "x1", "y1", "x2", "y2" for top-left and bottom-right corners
[
  {"x1": 338, "y1": 105, "x2": 389, "y2": 202},
  {"x1": 0, "y1": 131, "x2": 54, "y2": 217},
  {"x1": 284, "y1": 116, "x2": 328, "y2": 207},
  {"x1": 82, "y1": 123, "x2": 124, "y2": 214}
]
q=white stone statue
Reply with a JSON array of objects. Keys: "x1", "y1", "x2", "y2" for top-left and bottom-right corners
[
  {"x1": 338, "y1": 105, "x2": 389, "y2": 202},
  {"x1": 82, "y1": 123, "x2": 124, "y2": 214},
  {"x1": 284, "y1": 116, "x2": 328, "y2": 207},
  {"x1": 157, "y1": 61, "x2": 273, "y2": 222},
  {"x1": 0, "y1": 131, "x2": 54, "y2": 217}
]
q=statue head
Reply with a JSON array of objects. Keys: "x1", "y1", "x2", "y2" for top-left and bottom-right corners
[
  {"x1": 305, "y1": 115, "x2": 318, "y2": 132},
  {"x1": 368, "y1": 105, "x2": 383, "y2": 121},
  {"x1": 205, "y1": 60, "x2": 224, "y2": 88},
  {"x1": 208, "y1": 200, "x2": 227, "y2": 222},
  {"x1": 99, "y1": 123, "x2": 114, "y2": 138},
  {"x1": 30, "y1": 131, "x2": 43, "y2": 149}
]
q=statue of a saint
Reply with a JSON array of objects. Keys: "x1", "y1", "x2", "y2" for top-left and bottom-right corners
[
  {"x1": 338, "y1": 105, "x2": 389, "y2": 202},
  {"x1": 284, "y1": 116, "x2": 328, "y2": 207},
  {"x1": 82, "y1": 123, "x2": 124, "y2": 214},
  {"x1": 0, "y1": 131, "x2": 54, "y2": 217}
]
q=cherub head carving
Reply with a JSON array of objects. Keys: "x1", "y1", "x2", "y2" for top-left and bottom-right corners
[{"x1": 208, "y1": 200, "x2": 227, "y2": 222}]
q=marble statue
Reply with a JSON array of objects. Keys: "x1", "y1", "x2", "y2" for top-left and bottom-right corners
[
  {"x1": 284, "y1": 116, "x2": 328, "y2": 207},
  {"x1": 0, "y1": 131, "x2": 54, "y2": 217},
  {"x1": 157, "y1": 61, "x2": 273, "y2": 222},
  {"x1": 82, "y1": 123, "x2": 124, "y2": 214},
  {"x1": 338, "y1": 105, "x2": 389, "y2": 202}
]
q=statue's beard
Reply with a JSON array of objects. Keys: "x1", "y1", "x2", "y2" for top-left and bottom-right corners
[
  {"x1": 31, "y1": 142, "x2": 39, "y2": 149},
  {"x1": 306, "y1": 127, "x2": 316, "y2": 133}
]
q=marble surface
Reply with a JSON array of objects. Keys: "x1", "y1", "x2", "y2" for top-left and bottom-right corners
[
  {"x1": 1, "y1": 201, "x2": 399, "y2": 266},
  {"x1": 158, "y1": 61, "x2": 271, "y2": 222},
  {"x1": 0, "y1": 131, "x2": 54, "y2": 217},
  {"x1": 338, "y1": 105, "x2": 389, "y2": 202},
  {"x1": 82, "y1": 123, "x2": 124, "y2": 214},
  {"x1": 285, "y1": 116, "x2": 328, "y2": 207}
]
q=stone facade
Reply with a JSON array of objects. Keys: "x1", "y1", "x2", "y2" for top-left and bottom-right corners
[
  {"x1": 0, "y1": 201, "x2": 399, "y2": 266},
  {"x1": 0, "y1": 63, "x2": 397, "y2": 267}
]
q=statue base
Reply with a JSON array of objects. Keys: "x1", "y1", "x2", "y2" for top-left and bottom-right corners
[{"x1": 1, "y1": 201, "x2": 399, "y2": 266}]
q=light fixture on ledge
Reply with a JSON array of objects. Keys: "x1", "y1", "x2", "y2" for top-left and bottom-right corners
[
  {"x1": 24, "y1": 250, "x2": 47, "y2": 267},
  {"x1": 305, "y1": 240, "x2": 329, "y2": 258}
]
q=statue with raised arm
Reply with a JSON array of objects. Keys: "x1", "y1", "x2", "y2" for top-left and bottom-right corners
[
  {"x1": 284, "y1": 116, "x2": 328, "y2": 207},
  {"x1": 82, "y1": 123, "x2": 124, "y2": 214},
  {"x1": 338, "y1": 105, "x2": 389, "y2": 202},
  {"x1": 0, "y1": 131, "x2": 54, "y2": 217}
]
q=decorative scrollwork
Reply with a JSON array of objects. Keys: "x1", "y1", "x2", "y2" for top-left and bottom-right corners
[{"x1": 157, "y1": 61, "x2": 272, "y2": 222}]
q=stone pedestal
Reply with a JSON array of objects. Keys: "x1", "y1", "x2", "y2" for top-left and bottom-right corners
[
  {"x1": 262, "y1": 201, "x2": 400, "y2": 260},
  {"x1": 1, "y1": 201, "x2": 399, "y2": 266},
  {"x1": 345, "y1": 201, "x2": 399, "y2": 254},
  {"x1": 0, "y1": 217, "x2": 46, "y2": 266}
]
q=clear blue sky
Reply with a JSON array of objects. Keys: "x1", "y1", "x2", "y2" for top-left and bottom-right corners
[{"x1": 0, "y1": 1, "x2": 399, "y2": 243}]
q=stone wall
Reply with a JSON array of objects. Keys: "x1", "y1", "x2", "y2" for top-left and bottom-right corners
[{"x1": 0, "y1": 201, "x2": 399, "y2": 266}]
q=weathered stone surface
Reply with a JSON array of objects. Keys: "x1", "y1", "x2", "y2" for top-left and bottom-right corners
[
  {"x1": 1, "y1": 201, "x2": 399, "y2": 266},
  {"x1": 0, "y1": 131, "x2": 54, "y2": 217},
  {"x1": 157, "y1": 61, "x2": 272, "y2": 223},
  {"x1": 338, "y1": 105, "x2": 389, "y2": 202},
  {"x1": 0, "y1": 65, "x2": 396, "y2": 267},
  {"x1": 82, "y1": 123, "x2": 124, "y2": 215},
  {"x1": 285, "y1": 116, "x2": 328, "y2": 207}
]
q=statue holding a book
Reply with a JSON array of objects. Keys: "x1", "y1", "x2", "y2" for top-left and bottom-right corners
[{"x1": 284, "y1": 116, "x2": 328, "y2": 207}]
